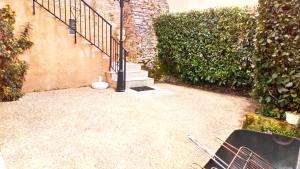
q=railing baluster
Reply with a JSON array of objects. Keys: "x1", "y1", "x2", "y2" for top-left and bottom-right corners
[
  {"x1": 53, "y1": 0, "x2": 55, "y2": 15},
  {"x1": 69, "y1": 0, "x2": 71, "y2": 20},
  {"x1": 74, "y1": 0, "x2": 77, "y2": 43},
  {"x1": 115, "y1": 40, "x2": 118, "y2": 71},
  {"x1": 98, "y1": 17, "x2": 100, "y2": 47},
  {"x1": 124, "y1": 49, "x2": 126, "y2": 88},
  {"x1": 116, "y1": 41, "x2": 118, "y2": 71},
  {"x1": 102, "y1": 19, "x2": 104, "y2": 50},
  {"x1": 114, "y1": 40, "x2": 116, "y2": 71},
  {"x1": 109, "y1": 25, "x2": 112, "y2": 69},
  {"x1": 79, "y1": 1, "x2": 81, "y2": 34},
  {"x1": 59, "y1": 0, "x2": 61, "y2": 19},
  {"x1": 115, "y1": 41, "x2": 117, "y2": 71},
  {"x1": 111, "y1": 39, "x2": 113, "y2": 70},
  {"x1": 112, "y1": 42, "x2": 114, "y2": 70},
  {"x1": 84, "y1": 5, "x2": 86, "y2": 37},
  {"x1": 106, "y1": 23, "x2": 108, "y2": 54},
  {"x1": 113, "y1": 40, "x2": 115, "y2": 71},
  {"x1": 64, "y1": 0, "x2": 66, "y2": 22},
  {"x1": 48, "y1": 0, "x2": 49, "y2": 10},
  {"x1": 33, "y1": 0, "x2": 35, "y2": 15},
  {"x1": 89, "y1": 8, "x2": 91, "y2": 41},
  {"x1": 94, "y1": 13, "x2": 96, "y2": 45},
  {"x1": 117, "y1": 42, "x2": 119, "y2": 71}
]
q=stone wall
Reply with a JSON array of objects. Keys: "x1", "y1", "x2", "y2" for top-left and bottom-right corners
[
  {"x1": 124, "y1": 0, "x2": 169, "y2": 69},
  {"x1": 88, "y1": 0, "x2": 170, "y2": 69}
]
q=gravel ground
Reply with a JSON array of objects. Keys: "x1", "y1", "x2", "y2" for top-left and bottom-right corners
[{"x1": 0, "y1": 83, "x2": 253, "y2": 169}]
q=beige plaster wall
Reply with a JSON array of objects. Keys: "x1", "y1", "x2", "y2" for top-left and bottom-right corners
[
  {"x1": 0, "y1": 0, "x2": 110, "y2": 92},
  {"x1": 167, "y1": 0, "x2": 258, "y2": 12}
]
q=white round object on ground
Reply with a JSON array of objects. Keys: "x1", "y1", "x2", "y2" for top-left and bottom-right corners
[{"x1": 91, "y1": 82, "x2": 109, "y2": 90}]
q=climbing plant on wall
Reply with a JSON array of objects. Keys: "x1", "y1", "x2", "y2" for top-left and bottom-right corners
[{"x1": 0, "y1": 5, "x2": 33, "y2": 101}]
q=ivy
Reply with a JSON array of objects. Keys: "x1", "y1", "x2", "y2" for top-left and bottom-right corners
[
  {"x1": 252, "y1": 0, "x2": 300, "y2": 119},
  {"x1": 153, "y1": 7, "x2": 256, "y2": 89},
  {"x1": 0, "y1": 5, "x2": 33, "y2": 101}
]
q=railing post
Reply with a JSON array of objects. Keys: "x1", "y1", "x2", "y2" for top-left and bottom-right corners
[
  {"x1": 109, "y1": 25, "x2": 112, "y2": 70},
  {"x1": 116, "y1": 0, "x2": 125, "y2": 92},
  {"x1": 33, "y1": 0, "x2": 35, "y2": 15}
]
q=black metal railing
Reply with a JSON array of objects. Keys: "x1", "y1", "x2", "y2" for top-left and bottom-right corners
[
  {"x1": 111, "y1": 37, "x2": 120, "y2": 72},
  {"x1": 33, "y1": 0, "x2": 126, "y2": 75}
]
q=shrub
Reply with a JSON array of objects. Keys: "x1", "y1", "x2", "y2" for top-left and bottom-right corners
[
  {"x1": 243, "y1": 113, "x2": 299, "y2": 138},
  {"x1": 154, "y1": 7, "x2": 256, "y2": 88},
  {"x1": 0, "y1": 5, "x2": 33, "y2": 101},
  {"x1": 252, "y1": 0, "x2": 300, "y2": 119}
]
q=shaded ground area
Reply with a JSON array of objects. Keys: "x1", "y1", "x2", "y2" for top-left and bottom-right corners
[{"x1": 0, "y1": 83, "x2": 253, "y2": 169}]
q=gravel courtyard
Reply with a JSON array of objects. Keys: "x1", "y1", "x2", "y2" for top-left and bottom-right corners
[{"x1": 0, "y1": 83, "x2": 253, "y2": 169}]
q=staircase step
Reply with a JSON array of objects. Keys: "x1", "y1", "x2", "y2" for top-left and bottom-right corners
[
  {"x1": 105, "y1": 62, "x2": 154, "y2": 89},
  {"x1": 111, "y1": 70, "x2": 148, "y2": 81},
  {"x1": 126, "y1": 63, "x2": 142, "y2": 71},
  {"x1": 126, "y1": 78, "x2": 154, "y2": 88},
  {"x1": 111, "y1": 77, "x2": 154, "y2": 89}
]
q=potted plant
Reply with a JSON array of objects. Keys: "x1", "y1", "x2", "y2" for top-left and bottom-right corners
[{"x1": 286, "y1": 111, "x2": 300, "y2": 125}]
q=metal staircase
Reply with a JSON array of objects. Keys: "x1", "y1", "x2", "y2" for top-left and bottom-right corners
[{"x1": 32, "y1": 0, "x2": 127, "y2": 87}]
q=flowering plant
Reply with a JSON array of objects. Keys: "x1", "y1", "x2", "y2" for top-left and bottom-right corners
[{"x1": 0, "y1": 5, "x2": 33, "y2": 101}]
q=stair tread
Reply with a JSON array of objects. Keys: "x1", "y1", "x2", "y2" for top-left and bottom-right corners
[
  {"x1": 108, "y1": 70, "x2": 147, "y2": 73},
  {"x1": 112, "y1": 77, "x2": 153, "y2": 82},
  {"x1": 126, "y1": 77, "x2": 153, "y2": 81},
  {"x1": 126, "y1": 62, "x2": 141, "y2": 65}
]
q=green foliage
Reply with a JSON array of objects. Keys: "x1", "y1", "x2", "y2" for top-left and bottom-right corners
[
  {"x1": 243, "y1": 113, "x2": 299, "y2": 138},
  {"x1": 252, "y1": 0, "x2": 300, "y2": 119},
  {"x1": 0, "y1": 5, "x2": 33, "y2": 101},
  {"x1": 154, "y1": 7, "x2": 256, "y2": 88}
]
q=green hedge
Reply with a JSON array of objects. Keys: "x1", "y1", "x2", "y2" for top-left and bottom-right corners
[
  {"x1": 252, "y1": 0, "x2": 300, "y2": 119},
  {"x1": 0, "y1": 5, "x2": 33, "y2": 101},
  {"x1": 154, "y1": 7, "x2": 256, "y2": 88}
]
